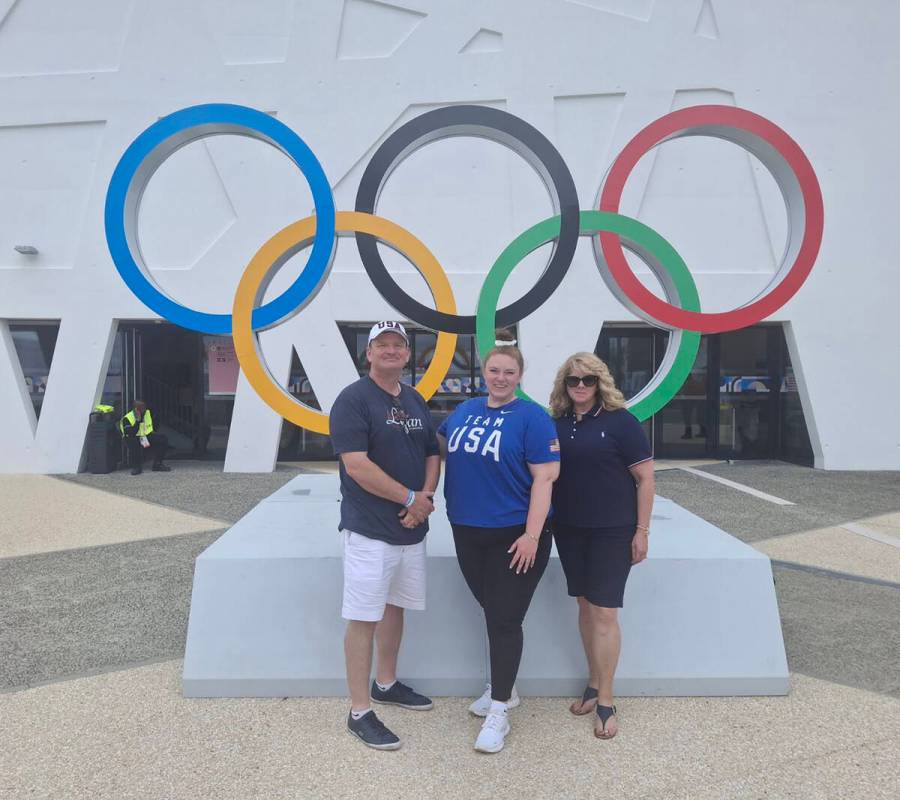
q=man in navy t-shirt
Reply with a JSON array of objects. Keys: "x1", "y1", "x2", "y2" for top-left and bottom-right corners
[{"x1": 329, "y1": 321, "x2": 440, "y2": 750}]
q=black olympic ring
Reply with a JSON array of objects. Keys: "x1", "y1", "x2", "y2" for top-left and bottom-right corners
[{"x1": 354, "y1": 104, "x2": 580, "y2": 335}]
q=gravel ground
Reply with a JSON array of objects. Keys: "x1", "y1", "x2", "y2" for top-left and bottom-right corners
[
  {"x1": 57, "y1": 462, "x2": 315, "y2": 524},
  {"x1": 655, "y1": 463, "x2": 900, "y2": 542},
  {"x1": 772, "y1": 564, "x2": 900, "y2": 697},
  {"x1": 0, "y1": 530, "x2": 222, "y2": 691}
]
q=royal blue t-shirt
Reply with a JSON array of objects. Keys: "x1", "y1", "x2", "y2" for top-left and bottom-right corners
[
  {"x1": 552, "y1": 406, "x2": 652, "y2": 528},
  {"x1": 437, "y1": 397, "x2": 560, "y2": 527}
]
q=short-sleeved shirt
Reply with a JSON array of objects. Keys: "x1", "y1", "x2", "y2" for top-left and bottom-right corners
[
  {"x1": 329, "y1": 376, "x2": 439, "y2": 546},
  {"x1": 437, "y1": 397, "x2": 560, "y2": 528},
  {"x1": 552, "y1": 406, "x2": 652, "y2": 528}
]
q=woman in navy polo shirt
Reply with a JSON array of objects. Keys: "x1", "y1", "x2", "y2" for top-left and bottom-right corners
[
  {"x1": 437, "y1": 330, "x2": 560, "y2": 754},
  {"x1": 549, "y1": 352, "x2": 654, "y2": 739}
]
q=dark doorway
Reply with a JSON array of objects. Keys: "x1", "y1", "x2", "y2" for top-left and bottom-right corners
[
  {"x1": 596, "y1": 323, "x2": 813, "y2": 465},
  {"x1": 118, "y1": 323, "x2": 204, "y2": 458}
]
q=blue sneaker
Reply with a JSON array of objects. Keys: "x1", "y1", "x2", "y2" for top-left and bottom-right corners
[
  {"x1": 370, "y1": 680, "x2": 434, "y2": 710},
  {"x1": 347, "y1": 710, "x2": 401, "y2": 750}
]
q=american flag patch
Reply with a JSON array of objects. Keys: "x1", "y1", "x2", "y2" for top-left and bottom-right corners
[{"x1": 549, "y1": 438, "x2": 560, "y2": 453}]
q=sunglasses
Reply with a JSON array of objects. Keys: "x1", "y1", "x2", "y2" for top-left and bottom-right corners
[{"x1": 564, "y1": 375, "x2": 599, "y2": 388}]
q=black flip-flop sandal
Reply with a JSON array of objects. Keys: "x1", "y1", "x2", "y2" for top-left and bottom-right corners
[
  {"x1": 594, "y1": 704, "x2": 618, "y2": 739},
  {"x1": 570, "y1": 686, "x2": 598, "y2": 716}
]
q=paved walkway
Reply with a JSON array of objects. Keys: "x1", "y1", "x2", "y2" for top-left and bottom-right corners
[
  {"x1": 1, "y1": 461, "x2": 898, "y2": 799},
  {"x1": 3, "y1": 665, "x2": 897, "y2": 800}
]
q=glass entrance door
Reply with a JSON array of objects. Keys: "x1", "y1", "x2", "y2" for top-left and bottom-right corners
[
  {"x1": 596, "y1": 326, "x2": 655, "y2": 445},
  {"x1": 597, "y1": 323, "x2": 808, "y2": 462},
  {"x1": 652, "y1": 335, "x2": 715, "y2": 457},
  {"x1": 122, "y1": 326, "x2": 142, "y2": 412},
  {"x1": 716, "y1": 327, "x2": 778, "y2": 459}
]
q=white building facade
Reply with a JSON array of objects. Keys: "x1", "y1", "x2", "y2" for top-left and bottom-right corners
[{"x1": 1, "y1": 0, "x2": 898, "y2": 473}]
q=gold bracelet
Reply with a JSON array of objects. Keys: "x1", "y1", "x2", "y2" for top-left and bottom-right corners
[
  {"x1": 526, "y1": 532, "x2": 540, "y2": 542},
  {"x1": 636, "y1": 524, "x2": 650, "y2": 534}
]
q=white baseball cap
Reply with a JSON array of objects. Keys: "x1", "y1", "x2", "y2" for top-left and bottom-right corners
[{"x1": 367, "y1": 320, "x2": 409, "y2": 345}]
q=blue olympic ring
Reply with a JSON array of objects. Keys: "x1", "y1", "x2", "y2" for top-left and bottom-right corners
[{"x1": 104, "y1": 104, "x2": 336, "y2": 335}]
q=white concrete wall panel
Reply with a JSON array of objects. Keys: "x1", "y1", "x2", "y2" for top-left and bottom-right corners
[{"x1": 0, "y1": 0, "x2": 898, "y2": 472}]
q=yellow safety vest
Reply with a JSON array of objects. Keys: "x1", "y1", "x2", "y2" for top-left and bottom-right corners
[{"x1": 118, "y1": 409, "x2": 154, "y2": 438}]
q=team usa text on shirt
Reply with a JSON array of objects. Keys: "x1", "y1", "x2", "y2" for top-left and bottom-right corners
[{"x1": 446, "y1": 414, "x2": 508, "y2": 462}]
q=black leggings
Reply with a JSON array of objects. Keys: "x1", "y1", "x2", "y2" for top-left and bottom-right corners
[{"x1": 452, "y1": 522, "x2": 552, "y2": 702}]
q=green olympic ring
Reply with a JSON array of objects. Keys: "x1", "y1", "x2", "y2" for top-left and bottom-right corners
[{"x1": 476, "y1": 210, "x2": 701, "y2": 421}]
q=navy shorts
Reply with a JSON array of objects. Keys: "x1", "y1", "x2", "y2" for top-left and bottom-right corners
[{"x1": 553, "y1": 523, "x2": 635, "y2": 608}]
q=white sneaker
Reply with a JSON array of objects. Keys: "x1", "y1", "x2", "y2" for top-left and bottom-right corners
[
  {"x1": 474, "y1": 709, "x2": 510, "y2": 753},
  {"x1": 468, "y1": 684, "x2": 520, "y2": 717}
]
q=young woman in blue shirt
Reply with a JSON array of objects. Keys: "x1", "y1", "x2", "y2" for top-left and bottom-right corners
[
  {"x1": 549, "y1": 352, "x2": 654, "y2": 740},
  {"x1": 437, "y1": 330, "x2": 560, "y2": 753}
]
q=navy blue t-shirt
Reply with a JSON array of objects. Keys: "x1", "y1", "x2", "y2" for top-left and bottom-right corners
[
  {"x1": 330, "y1": 377, "x2": 439, "y2": 545},
  {"x1": 437, "y1": 397, "x2": 560, "y2": 527},
  {"x1": 552, "y1": 406, "x2": 652, "y2": 528}
]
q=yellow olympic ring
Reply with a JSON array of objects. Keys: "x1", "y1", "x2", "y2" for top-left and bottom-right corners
[{"x1": 232, "y1": 211, "x2": 458, "y2": 434}]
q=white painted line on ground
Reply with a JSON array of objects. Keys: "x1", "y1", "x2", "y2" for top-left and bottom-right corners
[
  {"x1": 840, "y1": 522, "x2": 900, "y2": 550},
  {"x1": 678, "y1": 467, "x2": 796, "y2": 506}
]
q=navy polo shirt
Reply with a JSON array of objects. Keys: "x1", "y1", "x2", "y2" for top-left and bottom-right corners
[{"x1": 552, "y1": 406, "x2": 652, "y2": 528}]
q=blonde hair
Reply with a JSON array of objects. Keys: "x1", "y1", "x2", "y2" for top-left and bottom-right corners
[
  {"x1": 549, "y1": 352, "x2": 625, "y2": 418},
  {"x1": 483, "y1": 328, "x2": 524, "y2": 373}
]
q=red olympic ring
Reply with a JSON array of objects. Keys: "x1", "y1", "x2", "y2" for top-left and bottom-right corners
[{"x1": 598, "y1": 105, "x2": 824, "y2": 334}]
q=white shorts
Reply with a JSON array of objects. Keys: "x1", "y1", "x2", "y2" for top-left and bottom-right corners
[{"x1": 341, "y1": 529, "x2": 427, "y2": 622}]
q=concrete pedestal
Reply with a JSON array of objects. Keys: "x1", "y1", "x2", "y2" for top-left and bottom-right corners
[{"x1": 183, "y1": 474, "x2": 788, "y2": 698}]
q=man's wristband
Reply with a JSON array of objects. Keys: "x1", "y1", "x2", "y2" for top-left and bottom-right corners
[{"x1": 404, "y1": 489, "x2": 415, "y2": 508}]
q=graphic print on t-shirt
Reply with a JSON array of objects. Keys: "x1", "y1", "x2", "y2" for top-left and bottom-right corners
[{"x1": 386, "y1": 403, "x2": 425, "y2": 435}]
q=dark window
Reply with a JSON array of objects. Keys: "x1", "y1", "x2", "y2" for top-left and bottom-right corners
[
  {"x1": 201, "y1": 335, "x2": 237, "y2": 460},
  {"x1": 9, "y1": 322, "x2": 60, "y2": 420},
  {"x1": 778, "y1": 330, "x2": 814, "y2": 465},
  {"x1": 595, "y1": 326, "x2": 656, "y2": 449},
  {"x1": 718, "y1": 327, "x2": 774, "y2": 458},
  {"x1": 653, "y1": 336, "x2": 712, "y2": 455},
  {"x1": 278, "y1": 348, "x2": 333, "y2": 461},
  {"x1": 597, "y1": 323, "x2": 813, "y2": 463}
]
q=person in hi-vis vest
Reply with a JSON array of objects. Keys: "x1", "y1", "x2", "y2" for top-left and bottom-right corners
[{"x1": 119, "y1": 400, "x2": 170, "y2": 475}]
